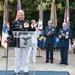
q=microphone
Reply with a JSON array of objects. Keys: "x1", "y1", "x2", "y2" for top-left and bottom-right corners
[{"x1": 10, "y1": 27, "x2": 20, "y2": 31}]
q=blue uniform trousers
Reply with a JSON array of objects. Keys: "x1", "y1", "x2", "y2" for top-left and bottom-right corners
[
  {"x1": 45, "y1": 43, "x2": 54, "y2": 62},
  {"x1": 60, "y1": 47, "x2": 68, "y2": 63}
]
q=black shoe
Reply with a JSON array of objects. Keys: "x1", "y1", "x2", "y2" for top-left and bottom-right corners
[
  {"x1": 65, "y1": 63, "x2": 68, "y2": 65},
  {"x1": 45, "y1": 61, "x2": 49, "y2": 63},
  {"x1": 59, "y1": 62, "x2": 64, "y2": 64},
  {"x1": 14, "y1": 72, "x2": 19, "y2": 75},
  {"x1": 24, "y1": 72, "x2": 28, "y2": 75},
  {"x1": 50, "y1": 61, "x2": 53, "y2": 63}
]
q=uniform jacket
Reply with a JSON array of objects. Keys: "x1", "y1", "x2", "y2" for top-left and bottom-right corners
[
  {"x1": 58, "y1": 28, "x2": 72, "y2": 47},
  {"x1": 9, "y1": 19, "x2": 31, "y2": 35},
  {"x1": 9, "y1": 19, "x2": 32, "y2": 47},
  {"x1": 44, "y1": 26, "x2": 56, "y2": 44}
]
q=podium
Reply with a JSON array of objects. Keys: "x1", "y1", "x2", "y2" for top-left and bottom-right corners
[
  {"x1": 12, "y1": 31, "x2": 37, "y2": 47},
  {"x1": 6, "y1": 31, "x2": 37, "y2": 75}
]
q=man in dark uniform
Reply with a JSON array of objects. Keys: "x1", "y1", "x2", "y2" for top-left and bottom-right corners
[
  {"x1": 58, "y1": 22, "x2": 72, "y2": 65},
  {"x1": 9, "y1": 10, "x2": 31, "y2": 75},
  {"x1": 44, "y1": 20, "x2": 56, "y2": 63}
]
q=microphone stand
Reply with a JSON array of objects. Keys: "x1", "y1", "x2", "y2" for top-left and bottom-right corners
[{"x1": 6, "y1": 36, "x2": 10, "y2": 75}]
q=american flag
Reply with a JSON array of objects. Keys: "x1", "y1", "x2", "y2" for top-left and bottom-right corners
[
  {"x1": 50, "y1": 0, "x2": 57, "y2": 46},
  {"x1": 1, "y1": 0, "x2": 9, "y2": 50},
  {"x1": 39, "y1": 0, "x2": 43, "y2": 22},
  {"x1": 64, "y1": 0, "x2": 71, "y2": 51},
  {"x1": 64, "y1": 0, "x2": 70, "y2": 27},
  {"x1": 38, "y1": 0, "x2": 43, "y2": 30},
  {"x1": 37, "y1": 0, "x2": 44, "y2": 51},
  {"x1": 15, "y1": 0, "x2": 21, "y2": 20},
  {"x1": 50, "y1": 0, "x2": 57, "y2": 27}
]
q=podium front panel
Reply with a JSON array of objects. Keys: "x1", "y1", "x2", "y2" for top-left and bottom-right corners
[{"x1": 20, "y1": 35, "x2": 32, "y2": 47}]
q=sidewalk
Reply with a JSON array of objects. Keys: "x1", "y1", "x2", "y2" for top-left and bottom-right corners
[{"x1": 0, "y1": 47, "x2": 75, "y2": 75}]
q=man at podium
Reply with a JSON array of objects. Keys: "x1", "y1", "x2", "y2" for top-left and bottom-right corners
[{"x1": 9, "y1": 10, "x2": 31, "y2": 75}]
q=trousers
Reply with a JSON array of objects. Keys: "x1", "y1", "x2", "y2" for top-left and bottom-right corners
[
  {"x1": 60, "y1": 47, "x2": 68, "y2": 63},
  {"x1": 45, "y1": 43, "x2": 54, "y2": 62},
  {"x1": 28, "y1": 43, "x2": 37, "y2": 62},
  {"x1": 15, "y1": 47, "x2": 28, "y2": 73}
]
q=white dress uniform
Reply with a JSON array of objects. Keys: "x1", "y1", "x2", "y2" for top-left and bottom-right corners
[
  {"x1": 28, "y1": 25, "x2": 38, "y2": 62},
  {"x1": 10, "y1": 19, "x2": 31, "y2": 74},
  {"x1": 15, "y1": 47, "x2": 28, "y2": 73}
]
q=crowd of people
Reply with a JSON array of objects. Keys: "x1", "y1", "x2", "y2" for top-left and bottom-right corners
[{"x1": 9, "y1": 9, "x2": 72, "y2": 75}]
